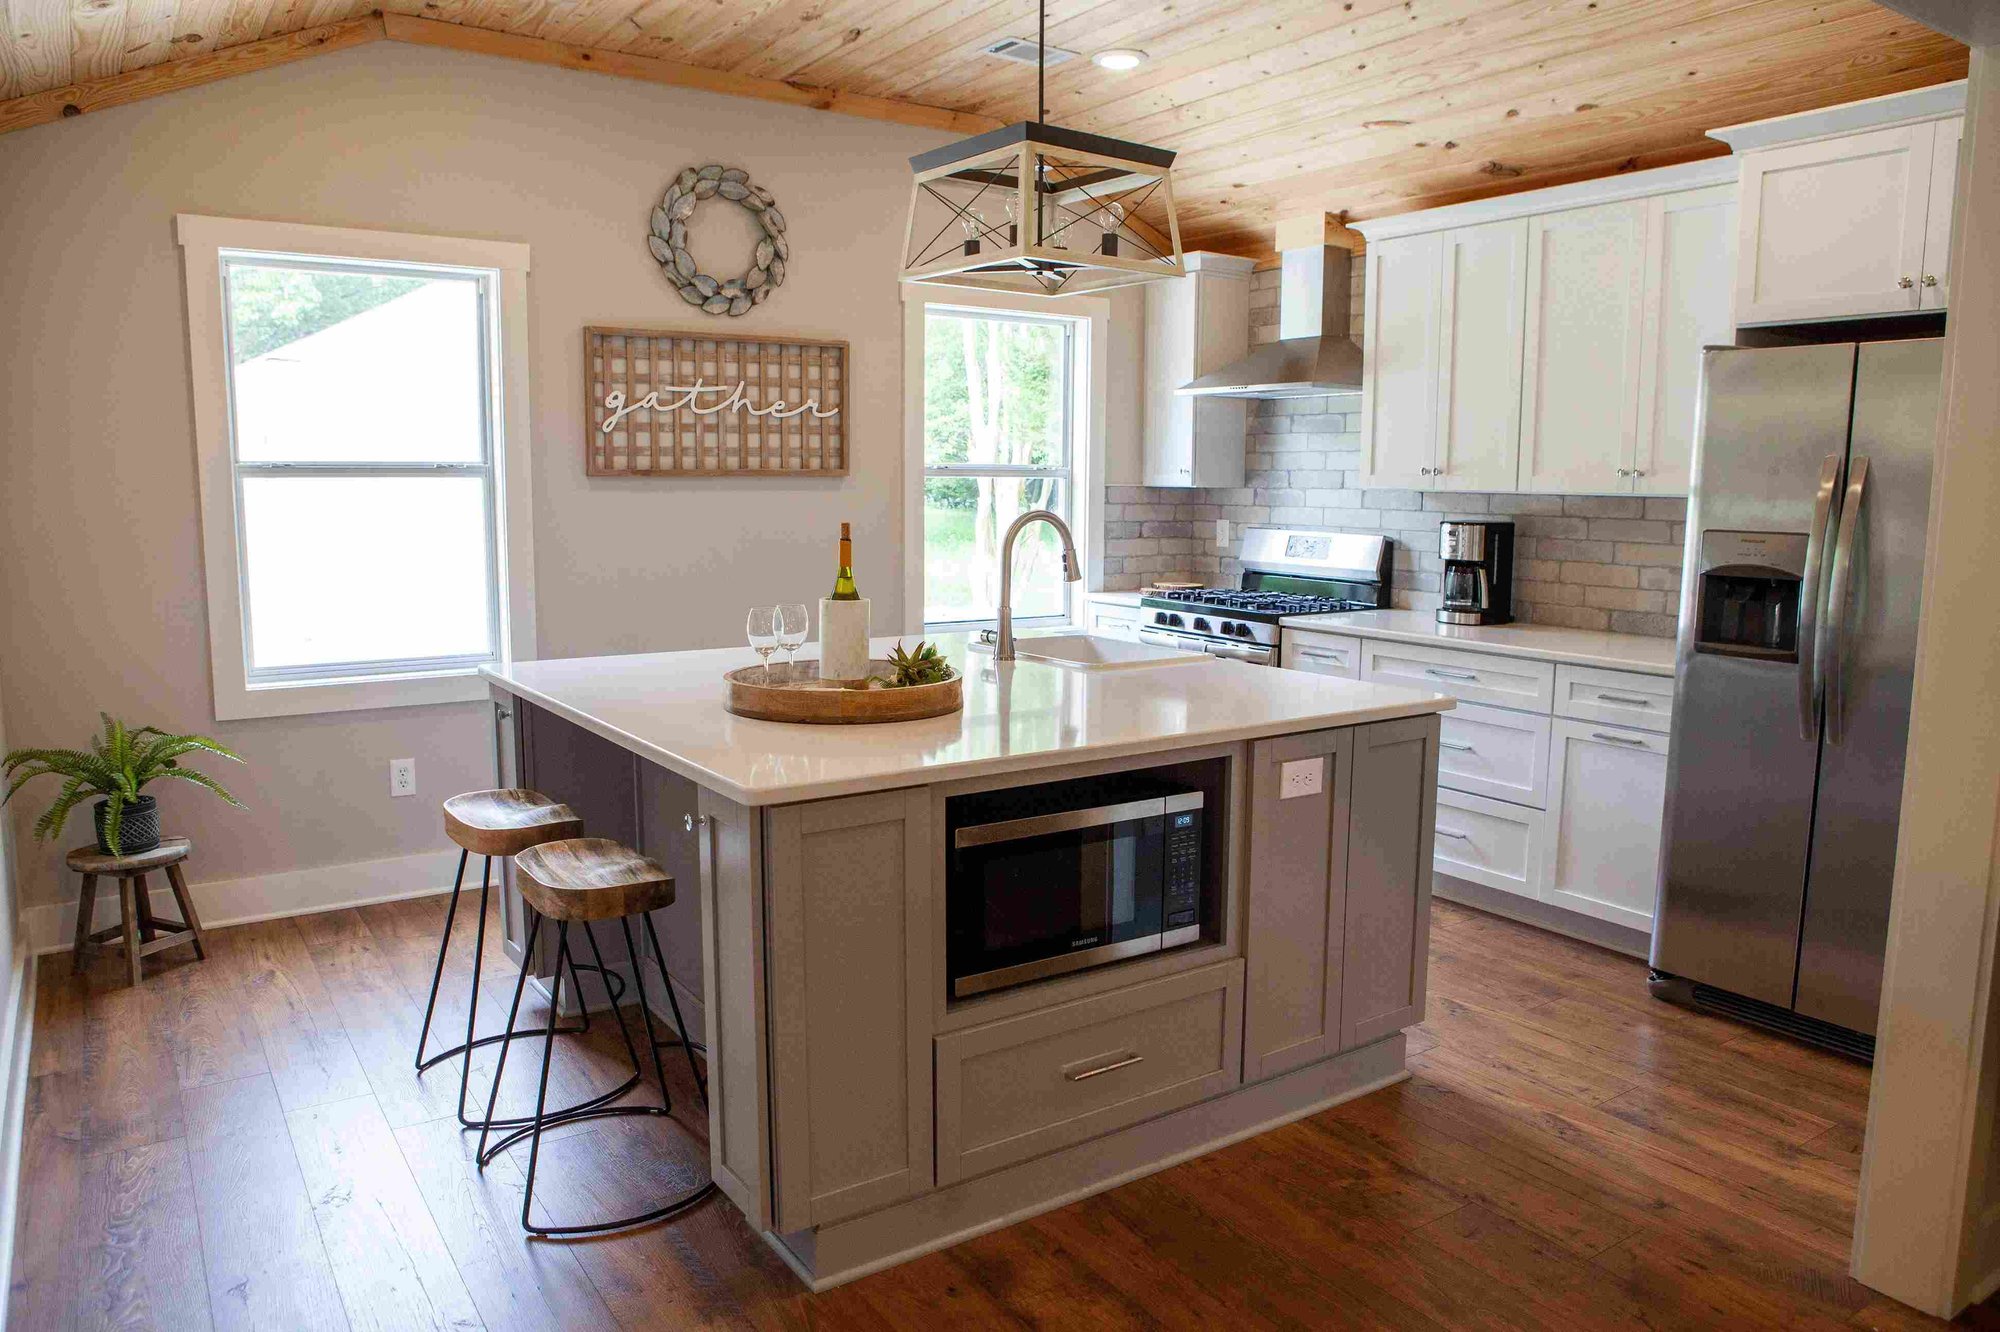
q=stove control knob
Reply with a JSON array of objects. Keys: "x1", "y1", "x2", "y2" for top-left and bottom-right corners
[
  {"x1": 1192, "y1": 617, "x2": 1210, "y2": 634},
  {"x1": 1229, "y1": 622, "x2": 1247, "y2": 637},
  {"x1": 1168, "y1": 614, "x2": 1185, "y2": 628},
  {"x1": 1154, "y1": 611, "x2": 1170, "y2": 626}
]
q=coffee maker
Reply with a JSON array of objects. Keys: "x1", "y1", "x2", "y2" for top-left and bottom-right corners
[{"x1": 1438, "y1": 521, "x2": 1514, "y2": 625}]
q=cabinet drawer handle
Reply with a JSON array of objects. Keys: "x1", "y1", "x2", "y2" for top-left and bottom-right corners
[
  {"x1": 1301, "y1": 649, "x2": 1346, "y2": 662},
  {"x1": 1438, "y1": 739, "x2": 1476, "y2": 753},
  {"x1": 1065, "y1": 1051, "x2": 1144, "y2": 1082},
  {"x1": 1590, "y1": 731, "x2": 1651, "y2": 747},
  {"x1": 1424, "y1": 667, "x2": 1479, "y2": 681},
  {"x1": 1594, "y1": 692, "x2": 1653, "y2": 706},
  {"x1": 1435, "y1": 827, "x2": 1470, "y2": 840}
]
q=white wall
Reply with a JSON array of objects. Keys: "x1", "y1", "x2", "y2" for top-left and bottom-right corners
[{"x1": 0, "y1": 42, "x2": 950, "y2": 915}]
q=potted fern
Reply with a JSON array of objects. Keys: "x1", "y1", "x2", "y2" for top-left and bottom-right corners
[{"x1": 3, "y1": 715, "x2": 245, "y2": 857}]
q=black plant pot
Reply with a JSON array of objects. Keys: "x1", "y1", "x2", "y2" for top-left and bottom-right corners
[{"x1": 93, "y1": 795, "x2": 160, "y2": 857}]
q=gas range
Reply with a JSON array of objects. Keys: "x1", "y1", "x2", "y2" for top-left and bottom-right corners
[{"x1": 1137, "y1": 530, "x2": 1390, "y2": 665}]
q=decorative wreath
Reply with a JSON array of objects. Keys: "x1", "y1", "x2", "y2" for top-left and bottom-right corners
[{"x1": 647, "y1": 165, "x2": 789, "y2": 316}]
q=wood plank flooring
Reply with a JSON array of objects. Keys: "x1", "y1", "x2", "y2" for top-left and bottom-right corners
[{"x1": 11, "y1": 894, "x2": 2000, "y2": 1330}]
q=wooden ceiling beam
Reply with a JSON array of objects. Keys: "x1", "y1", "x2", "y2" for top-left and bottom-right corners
[{"x1": 0, "y1": 15, "x2": 382, "y2": 134}]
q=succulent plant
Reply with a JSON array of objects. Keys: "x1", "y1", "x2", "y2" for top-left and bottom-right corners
[{"x1": 873, "y1": 640, "x2": 954, "y2": 689}]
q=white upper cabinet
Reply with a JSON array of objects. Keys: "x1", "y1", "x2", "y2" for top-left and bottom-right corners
[
  {"x1": 1518, "y1": 200, "x2": 1648, "y2": 495},
  {"x1": 1922, "y1": 116, "x2": 1962, "y2": 310},
  {"x1": 1358, "y1": 232, "x2": 1441, "y2": 491},
  {"x1": 1143, "y1": 252, "x2": 1254, "y2": 488},
  {"x1": 1733, "y1": 123, "x2": 1938, "y2": 325},
  {"x1": 1433, "y1": 219, "x2": 1528, "y2": 492},
  {"x1": 1633, "y1": 185, "x2": 1737, "y2": 498}
]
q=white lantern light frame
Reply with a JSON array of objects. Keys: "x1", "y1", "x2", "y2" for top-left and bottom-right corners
[{"x1": 900, "y1": 121, "x2": 1186, "y2": 297}]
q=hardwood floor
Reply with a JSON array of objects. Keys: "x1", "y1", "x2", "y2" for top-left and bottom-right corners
[{"x1": 11, "y1": 894, "x2": 1999, "y2": 1330}]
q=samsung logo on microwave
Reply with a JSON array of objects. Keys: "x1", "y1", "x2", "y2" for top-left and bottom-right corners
[
  {"x1": 1173, "y1": 813, "x2": 1195, "y2": 828},
  {"x1": 1070, "y1": 936, "x2": 1101, "y2": 949}
]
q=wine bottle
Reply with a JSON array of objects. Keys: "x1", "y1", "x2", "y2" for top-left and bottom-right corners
[{"x1": 830, "y1": 522, "x2": 861, "y2": 601}]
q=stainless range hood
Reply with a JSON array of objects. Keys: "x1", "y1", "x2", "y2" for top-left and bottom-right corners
[{"x1": 1176, "y1": 244, "x2": 1362, "y2": 401}]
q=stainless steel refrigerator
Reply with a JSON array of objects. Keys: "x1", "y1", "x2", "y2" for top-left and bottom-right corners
[{"x1": 1650, "y1": 338, "x2": 1941, "y2": 1057}]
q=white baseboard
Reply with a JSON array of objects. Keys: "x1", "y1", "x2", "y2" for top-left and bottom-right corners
[
  {"x1": 0, "y1": 939, "x2": 36, "y2": 1314},
  {"x1": 25, "y1": 847, "x2": 464, "y2": 955}
]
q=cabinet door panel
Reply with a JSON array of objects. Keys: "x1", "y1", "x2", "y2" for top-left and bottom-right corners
[
  {"x1": 1360, "y1": 233, "x2": 1441, "y2": 490},
  {"x1": 1434, "y1": 786, "x2": 1543, "y2": 900},
  {"x1": 1244, "y1": 729, "x2": 1352, "y2": 1081},
  {"x1": 1520, "y1": 201, "x2": 1647, "y2": 495},
  {"x1": 1735, "y1": 123, "x2": 1934, "y2": 325},
  {"x1": 765, "y1": 789, "x2": 932, "y2": 1230},
  {"x1": 1341, "y1": 715, "x2": 1439, "y2": 1049},
  {"x1": 1921, "y1": 116, "x2": 1962, "y2": 310},
  {"x1": 1542, "y1": 720, "x2": 1668, "y2": 932},
  {"x1": 1434, "y1": 219, "x2": 1527, "y2": 492},
  {"x1": 1635, "y1": 186, "x2": 1736, "y2": 498}
]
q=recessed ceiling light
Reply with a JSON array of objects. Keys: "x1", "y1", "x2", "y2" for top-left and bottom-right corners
[{"x1": 1091, "y1": 48, "x2": 1147, "y2": 71}]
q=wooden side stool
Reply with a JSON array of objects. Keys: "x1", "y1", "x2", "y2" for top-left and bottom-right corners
[
  {"x1": 477, "y1": 837, "x2": 714, "y2": 1237},
  {"x1": 68, "y1": 837, "x2": 206, "y2": 987}
]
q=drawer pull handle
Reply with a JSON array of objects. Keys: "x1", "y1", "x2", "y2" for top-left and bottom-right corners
[
  {"x1": 1591, "y1": 731, "x2": 1651, "y2": 747},
  {"x1": 1594, "y1": 692, "x2": 1653, "y2": 706},
  {"x1": 1435, "y1": 827, "x2": 1470, "y2": 840},
  {"x1": 1438, "y1": 740, "x2": 1476, "y2": 753},
  {"x1": 1065, "y1": 1051, "x2": 1144, "y2": 1082},
  {"x1": 1424, "y1": 667, "x2": 1479, "y2": 681},
  {"x1": 1301, "y1": 649, "x2": 1345, "y2": 662}
]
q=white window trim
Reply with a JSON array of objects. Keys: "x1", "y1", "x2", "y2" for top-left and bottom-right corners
[
  {"x1": 900, "y1": 285, "x2": 1109, "y2": 636},
  {"x1": 177, "y1": 214, "x2": 537, "y2": 721}
]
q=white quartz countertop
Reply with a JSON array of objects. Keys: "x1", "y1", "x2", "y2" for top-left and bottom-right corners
[
  {"x1": 1280, "y1": 609, "x2": 1678, "y2": 676},
  {"x1": 483, "y1": 633, "x2": 1452, "y2": 806}
]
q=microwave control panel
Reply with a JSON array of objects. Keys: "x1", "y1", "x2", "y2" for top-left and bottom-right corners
[{"x1": 1165, "y1": 811, "x2": 1202, "y2": 929}]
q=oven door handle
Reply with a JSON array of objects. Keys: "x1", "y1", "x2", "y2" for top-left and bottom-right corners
[
  {"x1": 1138, "y1": 627, "x2": 1193, "y2": 650},
  {"x1": 1206, "y1": 640, "x2": 1273, "y2": 665},
  {"x1": 955, "y1": 796, "x2": 1186, "y2": 850}
]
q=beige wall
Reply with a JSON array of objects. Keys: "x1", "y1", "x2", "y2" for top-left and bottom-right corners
[{"x1": 0, "y1": 42, "x2": 948, "y2": 910}]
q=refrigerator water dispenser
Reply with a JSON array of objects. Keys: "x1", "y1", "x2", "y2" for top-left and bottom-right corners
[{"x1": 1693, "y1": 531, "x2": 1810, "y2": 661}]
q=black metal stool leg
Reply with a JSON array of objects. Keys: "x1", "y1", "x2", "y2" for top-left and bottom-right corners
[
  {"x1": 476, "y1": 912, "x2": 539, "y2": 1166},
  {"x1": 620, "y1": 917, "x2": 674, "y2": 1113},
  {"x1": 643, "y1": 911, "x2": 708, "y2": 1106},
  {"x1": 413, "y1": 849, "x2": 469, "y2": 1069},
  {"x1": 517, "y1": 923, "x2": 570, "y2": 1235}
]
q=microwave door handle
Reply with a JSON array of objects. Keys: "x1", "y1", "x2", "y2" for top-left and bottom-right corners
[
  {"x1": 953, "y1": 797, "x2": 1170, "y2": 849},
  {"x1": 1821, "y1": 455, "x2": 1868, "y2": 747},
  {"x1": 1797, "y1": 452, "x2": 1842, "y2": 742}
]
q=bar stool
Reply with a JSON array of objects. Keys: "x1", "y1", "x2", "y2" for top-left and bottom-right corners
[
  {"x1": 68, "y1": 837, "x2": 206, "y2": 987},
  {"x1": 418, "y1": 788, "x2": 625, "y2": 1130},
  {"x1": 476, "y1": 836, "x2": 715, "y2": 1237}
]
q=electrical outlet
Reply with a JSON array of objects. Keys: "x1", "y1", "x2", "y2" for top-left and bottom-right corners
[
  {"x1": 1216, "y1": 518, "x2": 1232, "y2": 548},
  {"x1": 389, "y1": 758, "x2": 417, "y2": 798},
  {"x1": 1280, "y1": 757, "x2": 1324, "y2": 801}
]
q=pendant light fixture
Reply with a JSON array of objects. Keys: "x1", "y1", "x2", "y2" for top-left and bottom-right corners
[{"x1": 900, "y1": 1, "x2": 1184, "y2": 296}]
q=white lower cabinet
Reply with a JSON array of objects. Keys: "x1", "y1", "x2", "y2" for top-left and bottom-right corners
[
  {"x1": 1086, "y1": 598, "x2": 1144, "y2": 642},
  {"x1": 1361, "y1": 642, "x2": 1670, "y2": 933},
  {"x1": 1542, "y1": 719, "x2": 1669, "y2": 932},
  {"x1": 1433, "y1": 788, "x2": 1543, "y2": 898},
  {"x1": 1281, "y1": 630, "x2": 1361, "y2": 679}
]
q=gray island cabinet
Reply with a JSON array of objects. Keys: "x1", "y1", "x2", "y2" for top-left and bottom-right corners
[{"x1": 483, "y1": 634, "x2": 1449, "y2": 1289}]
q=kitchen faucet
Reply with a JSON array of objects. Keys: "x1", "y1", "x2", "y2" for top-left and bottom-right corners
[{"x1": 994, "y1": 509, "x2": 1082, "y2": 661}]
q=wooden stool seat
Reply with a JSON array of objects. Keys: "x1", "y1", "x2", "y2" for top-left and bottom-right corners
[
  {"x1": 513, "y1": 838, "x2": 675, "y2": 922},
  {"x1": 443, "y1": 788, "x2": 583, "y2": 859},
  {"x1": 67, "y1": 836, "x2": 206, "y2": 986}
]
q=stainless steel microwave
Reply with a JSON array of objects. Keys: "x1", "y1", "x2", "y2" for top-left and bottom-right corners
[{"x1": 946, "y1": 782, "x2": 1204, "y2": 999}]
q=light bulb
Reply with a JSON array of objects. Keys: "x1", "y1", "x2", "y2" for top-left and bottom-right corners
[{"x1": 1091, "y1": 48, "x2": 1146, "y2": 71}]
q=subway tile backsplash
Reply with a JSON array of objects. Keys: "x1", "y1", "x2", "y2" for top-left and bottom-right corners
[{"x1": 1102, "y1": 265, "x2": 1687, "y2": 637}]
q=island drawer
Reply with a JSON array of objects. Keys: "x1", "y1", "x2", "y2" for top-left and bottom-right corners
[
  {"x1": 1282, "y1": 631, "x2": 1362, "y2": 679},
  {"x1": 1438, "y1": 702, "x2": 1551, "y2": 808},
  {"x1": 1360, "y1": 641, "x2": 1556, "y2": 712},
  {"x1": 1553, "y1": 665, "x2": 1676, "y2": 733},
  {"x1": 934, "y1": 959, "x2": 1244, "y2": 1187},
  {"x1": 1433, "y1": 787, "x2": 1543, "y2": 900}
]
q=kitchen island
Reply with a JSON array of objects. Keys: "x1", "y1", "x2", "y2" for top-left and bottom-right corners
[{"x1": 483, "y1": 635, "x2": 1452, "y2": 1289}]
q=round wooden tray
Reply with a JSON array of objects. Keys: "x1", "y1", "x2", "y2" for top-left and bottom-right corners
[{"x1": 724, "y1": 660, "x2": 963, "y2": 724}]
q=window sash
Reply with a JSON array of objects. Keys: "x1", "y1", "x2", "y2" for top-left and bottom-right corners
[
  {"x1": 220, "y1": 253, "x2": 506, "y2": 685},
  {"x1": 920, "y1": 308, "x2": 1081, "y2": 631}
]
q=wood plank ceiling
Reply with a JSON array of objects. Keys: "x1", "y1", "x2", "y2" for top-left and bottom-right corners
[{"x1": 0, "y1": 0, "x2": 1968, "y2": 255}]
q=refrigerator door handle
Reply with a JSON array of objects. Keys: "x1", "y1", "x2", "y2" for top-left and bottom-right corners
[
  {"x1": 1821, "y1": 455, "x2": 1870, "y2": 747},
  {"x1": 1797, "y1": 453, "x2": 1842, "y2": 741}
]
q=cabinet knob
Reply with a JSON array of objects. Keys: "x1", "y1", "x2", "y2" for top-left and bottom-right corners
[
  {"x1": 1617, "y1": 468, "x2": 1630, "y2": 477},
  {"x1": 683, "y1": 813, "x2": 710, "y2": 833},
  {"x1": 1899, "y1": 276, "x2": 1915, "y2": 289},
  {"x1": 1633, "y1": 469, "x2": 1646, "y2": 478},
  {"x1": 1923, "y1": 274, "x2": 1939, "y2": 288}
]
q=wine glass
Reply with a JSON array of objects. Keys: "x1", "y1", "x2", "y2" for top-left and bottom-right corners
[
  {"x1": 775, "y1": 603, "x2": 809, "y2": 677},
  {"x1": 746, "y1": 607, "x2": 778, "y2": 681}
]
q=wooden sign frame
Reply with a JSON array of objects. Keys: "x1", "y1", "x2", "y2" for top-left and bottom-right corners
[{"x1": 584, "y1": 326, "x2": 849, "y2": 476}]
